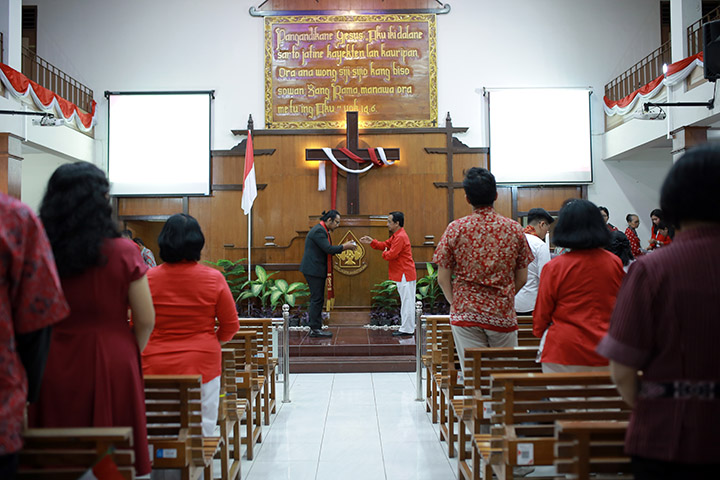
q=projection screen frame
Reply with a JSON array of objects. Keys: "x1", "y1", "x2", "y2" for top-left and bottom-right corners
[
  {"x1": 106, "y1": 90, "x2": 214, "y2": 197},
  {"x1": 486, "y1": 87, "x2": 593, "y2": 185}
]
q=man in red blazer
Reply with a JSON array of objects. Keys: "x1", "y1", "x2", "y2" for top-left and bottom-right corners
[{"x1": 361, "y1": 212, "x2": 417, "y2": 336}]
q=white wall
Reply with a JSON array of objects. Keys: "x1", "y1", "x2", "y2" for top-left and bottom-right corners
[
  {"x1": 21, "y1": 151, "x2": 71, "y2": 212},
  {"x1": 24, "y1": 0, "x2": 667, "y2": 220}
]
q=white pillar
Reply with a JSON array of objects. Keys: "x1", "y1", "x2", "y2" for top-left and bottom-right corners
[
  {"x1": 671, "y1": 0, "x2": 702, "y2": 62},
  {"x1": 0, "y1": 0, "x2": 22, "y2": 69}
]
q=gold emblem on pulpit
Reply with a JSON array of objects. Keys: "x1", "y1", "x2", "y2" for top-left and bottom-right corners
[{"x1": 334, "y1": 230, "x2": 368, "y2": 276}]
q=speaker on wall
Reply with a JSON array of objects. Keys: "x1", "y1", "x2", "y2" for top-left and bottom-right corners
[{"x1": 703, "y1": 20, "x2": 720, "y2": 81}]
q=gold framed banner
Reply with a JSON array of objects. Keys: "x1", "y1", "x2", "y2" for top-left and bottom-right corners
[{"x1": 264, "y1": 14, "x2": 437, "y2": 129}]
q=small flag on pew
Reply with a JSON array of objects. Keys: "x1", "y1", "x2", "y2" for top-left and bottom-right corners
[{"x1": 78, "y1": 452, "x2": 125, "y2": 480}]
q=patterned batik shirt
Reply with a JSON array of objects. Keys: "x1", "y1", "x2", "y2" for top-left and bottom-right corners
[
  {"x1": 433, "y1": 207, "x2": 533, "y2": 331},
  {"x1": 0, "y1": 194, "x2": 69, "y2": 454},
  {"x1": 625, "y1": 226, "x2": 644, "y2": 258}
]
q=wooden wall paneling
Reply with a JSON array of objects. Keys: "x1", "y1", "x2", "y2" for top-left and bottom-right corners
[
  {"x1": 0, "y1": 133, "x2": 22, "y2": 198},
  {"x1": 123, "y1": 221, "x2": 164, "y2": 264},
  {"x1": 495, "y1": 187, "x2": 513, "y2": 219},
  {"x1": 117, "y1": 197, "x2": 184, "y2": 216},
  {"x1": 212, "y1": 154, "x2": 243, "y2": 185},
  {"x1": 187, "y1": 195, "x2": 215, "y2": 262},
  {"x1": 515, "y1": 186, "x2": 584, "y2": 213},
  {"x1": 204, "y1": 191, "x2": 247, "y2": 263}
]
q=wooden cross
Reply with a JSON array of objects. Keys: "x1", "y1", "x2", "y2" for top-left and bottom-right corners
[
  {"x1": 305, "y1": 111, "x2": 399, "y2": 215},
  {"x1": 428, "y1": 113, "x2": 488, "y2": 224}
]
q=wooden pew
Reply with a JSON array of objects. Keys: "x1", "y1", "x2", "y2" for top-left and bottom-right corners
[
  {"x1": 238, "y1": 317, "x2": 279, "y2": 426},
  {"x1": 226, "y1": 329, "x2": 264, "y2": 460},
  {"x1": 216, "y1": 348, "x2": 245, "y2": 480},
  {"x1": 144, "y1": 374, "x2": 221, "y2": 480},
  {"x1": 554, "y1": 420, "x2": 631, "y2": 480},
  {"x1": 479, "y1": 372, "x2": 631, "y2": 480},
  {"x1": 18, "y1": 427, "x2": 136, "y2": 480},
  {"x1": 457, "y1": 347, "x2": 541, "y2": 480},
  {"x1": 439, "y1": 328, "x2": 462, "y2": 457},
  {"x1": 421, "y1": 315, "x2": 451, "y2": 424}
]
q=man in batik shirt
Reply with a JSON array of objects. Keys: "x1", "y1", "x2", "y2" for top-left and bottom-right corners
[
  {"x1": 0, "y1": 194, "x2": 69, "y2": 477},
  {"x1": 434, "y1": 167, "x2": 533, "y2": 371}
]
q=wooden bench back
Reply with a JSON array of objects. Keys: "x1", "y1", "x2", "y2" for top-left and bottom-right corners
[
  {"x1": 237, "y1": 318, "x2": 276, "y2": 361},
  {"x1": 554, "y1": 420, "x2": 630, "y2": 479},
  {"x1": 144, "y1": 374, "x2": 204, "y2": 468},
  {"x1": 220, "y1": 348, "x2": 239, "y2": 421},
  {"x1": 463, "y1": 347, "x2": 541, "y2": 398},
  {"x1": 422, "y1": 315, "x2": 451, "y2": 366},
  {"x1": 18, "y1": 427, "x2": 135, "y2": 480},
  {"x1": 490, "y1": 372, "x2": 630, "y2": 431}
]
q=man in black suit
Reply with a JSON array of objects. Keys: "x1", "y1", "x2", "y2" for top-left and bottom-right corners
[{"x1": 300, "y1": 210, "x2": 356, "y2": 337}]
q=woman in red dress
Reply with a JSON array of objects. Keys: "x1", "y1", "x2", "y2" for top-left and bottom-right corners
[
  {"x1": 29, "y1": 162, "x2": 155, "y2": 476},
  {"x1": 142, "y1": 214, "x2": 239, "y2": 437},
  {"x1": 533, "y1": 199, "x2": 625, "y2": 373}
]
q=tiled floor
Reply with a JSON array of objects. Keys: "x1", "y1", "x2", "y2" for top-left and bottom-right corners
[{"x1": 242, "y1": 372, "x2": 458, "y2": 480}]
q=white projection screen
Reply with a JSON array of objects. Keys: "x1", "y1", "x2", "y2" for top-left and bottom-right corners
[
  {"x1": 108, "y1": 92, "x2": 212, "y2": 196},
  {"x1": 488, "y1": 89, "x2": 592, "y2": 184}
]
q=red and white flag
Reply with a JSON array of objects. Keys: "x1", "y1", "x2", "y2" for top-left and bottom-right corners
[{"x1": 241, "y1": 131, "x2": 257, "y2": 215}]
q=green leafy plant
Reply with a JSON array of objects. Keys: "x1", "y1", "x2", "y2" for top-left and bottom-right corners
[
  {"x1": 416, "y1": 262, "x2": 449, "y2": 314},
  {"x1": 204, "y1": 258, "x2": 246, "y2": 301},
  {"x1": 370, "y1": 279, "x2": 401, "y2": 325},
  {"x1": 269, "y1": 279, "x2": 310, "y2": 309},
  {"x1": 238, "y1": 265, "x2": 277, "y2": 310}
]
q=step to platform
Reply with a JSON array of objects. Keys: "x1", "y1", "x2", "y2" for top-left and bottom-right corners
[
  {"x1": 291, "y1": 355, "x2": 416, "y2": 373},
  {"x1": 288, "y1": 326, "x2": 417, "y2": 373}
]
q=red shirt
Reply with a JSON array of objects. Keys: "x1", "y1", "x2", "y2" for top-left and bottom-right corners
[
  {"x1": 370, "y1": 227, "x2": 416, "y2": 281},
  {"x1": 0, "y1": 195, "x2": 69, "y2": 454},
  {"x1": 433, "y1": 207, "x2": 533, "y2": 332},
  {"x1": 143, "y1": 261, "x2": 239, "y2": 382},
  {"x1": 598, "y1": 225, "x2": 720, "y2": 463},
  {"x1": 533, "y1": 249, "x2": 624, "y2": 366}
]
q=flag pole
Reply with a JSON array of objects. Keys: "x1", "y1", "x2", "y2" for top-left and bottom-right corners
[{"x1": 247, "y1": 207, "x2": 252, "y2": 317}]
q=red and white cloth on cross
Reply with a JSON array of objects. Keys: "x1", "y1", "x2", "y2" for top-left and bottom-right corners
[{"x1": 318, "y1": 146, "x2": 395, "y2": 209}]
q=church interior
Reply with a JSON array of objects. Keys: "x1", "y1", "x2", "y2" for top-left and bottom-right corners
[{"x1": 2, "y1": 0, "x2": 719, "y2": 479}]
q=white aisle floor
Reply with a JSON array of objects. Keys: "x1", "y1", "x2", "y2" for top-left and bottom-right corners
[{"x1": 243, "y1": 372, "x2": 458, "y2": 480}]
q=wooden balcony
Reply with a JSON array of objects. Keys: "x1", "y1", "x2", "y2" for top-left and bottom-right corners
[{"x1": 21, "y1": 46, "x2": 94, "y2": 114}]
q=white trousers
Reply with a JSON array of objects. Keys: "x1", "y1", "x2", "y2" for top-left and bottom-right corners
[
  {"x1": 396, "y1": 275, "x2": 417, "y2": 334},
  {"x1": 201, "y1": 375, "x2": 221, "y2": 437}
]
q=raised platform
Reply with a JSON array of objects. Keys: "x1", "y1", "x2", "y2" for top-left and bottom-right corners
[{"x1": 289, "y1": 326, "x2": 417, "y2": 373}]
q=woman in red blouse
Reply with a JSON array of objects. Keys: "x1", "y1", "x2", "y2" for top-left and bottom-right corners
[
  {"x1": 142, "y1": 214, "x2": 239, "y2": 436},
  {"x1": 533, "y1": 199, "x2": 625, "y2": 373}
]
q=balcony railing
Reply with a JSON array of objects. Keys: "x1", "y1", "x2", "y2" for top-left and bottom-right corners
[
  {"x1": 21, "y1": 46, "x2": 94, "y2": 113},
  {"x1": 604, "y1": 41, "x2": 671, "y2": 103},
  {"x1": 687, "y1": 5, "x2": 720, "y2": 57}
]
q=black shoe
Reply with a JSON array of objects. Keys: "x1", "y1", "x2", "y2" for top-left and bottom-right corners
[
  {"x1": 392, "y1": 331, "x2": 413, "y2": 337},
  {"x1": 309, "y1": 329, "x2": 332, "y2": 337}
]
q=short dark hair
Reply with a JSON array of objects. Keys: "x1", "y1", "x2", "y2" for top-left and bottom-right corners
[
  {"x1": 389, "y1": 211, "x2": 404, "y2": 227},
  {"x1": 552, "y1": 199, "x2": 611, "y2": 249},
  {"x1": 605, "y1": 231, "x2": 633, "y2": 266},
  {"x1": 661, "y1": 144, "x2": 720, "y2": 227},
  {"x1": 120, "y1": 229, "x2": 133, "y2": 239},
  {"x1": 527, "y1": 208, "x2": 554, "y2": 225},
  {"x1": 133, "y1": 237, "x2": 145, "y2": 247},
  {"x1": 158, "y1": 213, "x2": 205, "y2": 263},
  {"x1": 463, "y1": 167, "x2": 496, "y2": 207},
  {"x1": 650, "y1": 208, "x2": 664, "y2": 219},
  {"x1": 320, "y1": 210, "x2": 340, "y2": 222},
  {"x1": 626, "y1": 213, "x2": 638, "y2": 223},
  {"x1": 598, "y1": 206, "x2": 609, "y2": 217}
]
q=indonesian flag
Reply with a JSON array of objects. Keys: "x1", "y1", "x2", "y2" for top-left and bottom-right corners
[
  {"x1": 241, "y1": 130, "x2": 257, "y2": 215},
  {"x1": 78, "y1": 455, "x2": 125, "y2": 480}
]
